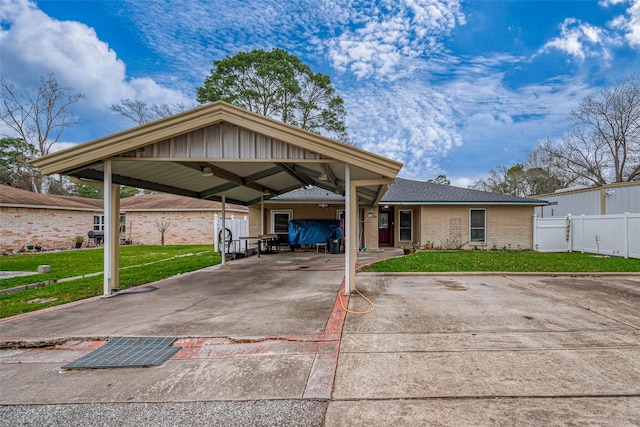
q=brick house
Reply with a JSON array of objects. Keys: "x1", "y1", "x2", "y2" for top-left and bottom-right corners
[
  {"x1": 252, "y1": 178, "x2": 546, "y2": 251},
  {"x1": 0, "y1": 184, "x2": 246, "y2": 253}
]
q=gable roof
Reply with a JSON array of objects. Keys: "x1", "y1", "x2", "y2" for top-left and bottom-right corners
[
  {"x1": 0, "y1": 184, "x2": 247, "y2": 212},
  {"x1": 269, "y1": 185, "x2": 345, "y2": 203},
  {"x1": 31, "y1": 101, "x2": 402, "y2": 206},
  {"x1": 382, "y1": 178, "x2": 547, "y2": 205},
  {"x1": 267, "y1": 178, "x2": 547, "y2": 205},
  {"x1": 0, "y1": 184, "x2": 103, "y2": 210},
  {"x1": 120, "y1": 193, "x2": 247, "y2": 212}
]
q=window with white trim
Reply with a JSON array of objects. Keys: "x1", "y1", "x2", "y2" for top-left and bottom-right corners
[
  {"x1": 93, "y1": 213, "x2": 126, "y2": 232},
  {"x1": 271, "y1": 210, "x2": 292, "y2": 244},
  {"x1": 398, "y1": 210, "x2": 412, "y2": 242},
  {"x1": 469, "y1": 209, "x2": 486, "y2": 244}
]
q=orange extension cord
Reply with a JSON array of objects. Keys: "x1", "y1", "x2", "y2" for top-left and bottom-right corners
[{"x1": 339, "y1": 283, "x2": 375, "y2": 314}]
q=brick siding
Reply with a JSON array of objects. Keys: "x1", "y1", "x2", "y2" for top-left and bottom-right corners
[
  {"x1": 1, "y1": 206, "x2": 94, "y2": 252},
  {"x1": 418, "y1": 205, "x2": 534, "y2": 250}
]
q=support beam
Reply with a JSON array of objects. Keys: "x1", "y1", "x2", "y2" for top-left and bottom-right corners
[
  {"x1": 244, "y1": 166, "x2": 283, "y2": 183},
  {"x1": 260, "y1": 196, "x2": 265, "y2": 235},
  {"x1": 278, "y1": 163, "x2": 315, "y2": 187},
  {"x1": 321, "y1": 164, "x2": 337, "y2": 185},
  {"x1": 74, "y1": 168, "x2": 198, "y2": 198},
  {"x1": 177, "y1": 162, "x2": 276, "y2": 195},
  {"x1": 103, "y1": 160, "x2": 120, "y2": 296},
  {"x1": 345, "y1": 164, "x2": 355, "y2": 295},
  {"x1": 200, "y1": 182, "x2": 240, "y2": 199},
  {"x1": 345, "y1": 177, "x2": 396, "y2": 295},
  {"x1": 221, "y1": 192, "x2": 226, "y2": 265}
]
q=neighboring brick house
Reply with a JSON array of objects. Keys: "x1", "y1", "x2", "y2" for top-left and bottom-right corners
[
  {"x1": 251, "y1": 178, "x2": 546, "y2": 251},
  {"x1": 0, "y1": 184, "x2": 247, "y2": 253},
  {"x1": 1, "y1": 185, "x2": 101, "y2": 252},
  {"x1": 120, "y1": 193, "x2": 247, "y2": 246}
]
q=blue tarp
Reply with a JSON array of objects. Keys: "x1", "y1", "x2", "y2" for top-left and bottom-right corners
[{"x1": 288, "y1": 220, "x2": 342, "y2": 246}]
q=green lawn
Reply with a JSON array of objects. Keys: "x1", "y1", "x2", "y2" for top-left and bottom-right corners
[
  {"x1": 2, "y1": 247, "x2": 638, "y2": 319},
  {"x1": 0, "y1": 245, "x2": 220, "y2": 318},
  {"x1": 361, "y1": 250, "x2": 640, "y2": 273}
]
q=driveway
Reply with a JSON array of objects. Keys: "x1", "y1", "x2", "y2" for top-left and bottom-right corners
[
  {"x1": 1, "y1": 255, "x2": 639, "y2": 425},
  {"x1": 327, "y1": 273, "x2": 640, "y2": 426}
]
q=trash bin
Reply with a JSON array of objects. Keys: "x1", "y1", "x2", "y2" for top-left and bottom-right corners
[{"x1": 328, "y1": 238, "x2": 340, "y2": 254}]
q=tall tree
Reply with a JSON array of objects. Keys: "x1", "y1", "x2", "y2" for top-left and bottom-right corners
[
  {"x1": 427, "y1": 174, "x2": 451, "y2": 185},
  {"x1": 111, "y1": 98, "x2": 190, "y2": 125},
  {"x1": 0, "y1": 137, "x2": 37, "y2": 190},
  {"x1": 0, "y1": 74, "x2": 83, "y2": 193},
  {"x1": 524, "y1": 145, "x2": 577, "y2": 194},
  {"x1": 541, "y1": 75, "x2": 640, "y2": 185},
  {"x1": 196, "y1": 48, "x2": 348, "y2": 142},
  {"x1": 470, "y1": 163, "x2": 567, "y2": 197}
]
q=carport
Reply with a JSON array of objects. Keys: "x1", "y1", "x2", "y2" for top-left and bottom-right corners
[{"x1": 32, "y1": 101, "x2": 402, "y2": 296}]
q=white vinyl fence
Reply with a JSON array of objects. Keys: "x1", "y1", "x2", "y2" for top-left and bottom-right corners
[
  {"x1": 534, "y1": 213, "x2": 640, "y2": 259},
  {"x1": 213, "y1": 214, "x2": 249, "y2": 255}
]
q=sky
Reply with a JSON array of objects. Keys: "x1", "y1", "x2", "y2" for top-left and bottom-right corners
[{"x1": 1, "y1": 0, "x2": 639, "y2": 187}]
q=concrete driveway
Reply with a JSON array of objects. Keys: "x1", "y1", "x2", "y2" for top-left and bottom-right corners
[
  {"x1": 0, "y1": 250, "x2": 396, "y2": 426},
  {"x1": 327, "y1": 273, "x2": 640, "y2": 426},
  {"x1": 1, "y1": 252, "x2": 639, "y2": 425}
]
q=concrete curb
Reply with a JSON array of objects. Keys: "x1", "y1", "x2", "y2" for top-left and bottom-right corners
[{"x1": 357, "y1": 271, "x2": 640, "y2": 277}]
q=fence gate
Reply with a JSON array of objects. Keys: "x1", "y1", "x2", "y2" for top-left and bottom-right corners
[
  {"x1": 213, "y1": 215, "x2": 249, "y2": 255},
  {"x1": 534, "y1": 213, "x2": 639, "y2": 259}
]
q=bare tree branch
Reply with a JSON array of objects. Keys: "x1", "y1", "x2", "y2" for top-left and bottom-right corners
[{"x1": 0, "y1": 74, "x2": 83, "y2": 193}]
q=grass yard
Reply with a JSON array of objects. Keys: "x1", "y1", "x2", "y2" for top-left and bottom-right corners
[
  {"x1": 0, "y1": 245, "x2": 220, "y2": 318},
  {"x1": 361, "y1": 250, "x2": 640, "y2": 273}
]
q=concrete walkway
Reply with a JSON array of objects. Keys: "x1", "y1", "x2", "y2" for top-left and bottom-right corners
[{"x1": 1, "y1": 252, "x2": 640, "y2": 425}]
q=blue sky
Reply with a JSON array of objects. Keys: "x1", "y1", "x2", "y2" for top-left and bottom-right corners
[{"x1": 1, "y1": 0, "x2": 639, "y2": 187}]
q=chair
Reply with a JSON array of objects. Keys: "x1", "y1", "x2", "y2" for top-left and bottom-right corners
[{"x1": 316, "y1": 242, "x2": 328, "y2": 253}]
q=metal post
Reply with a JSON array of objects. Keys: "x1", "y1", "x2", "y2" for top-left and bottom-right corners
[
  {"x1": 221, "y1": 192, "x2": 226, "y2": 265},
  {"x1": 533, "y1": 213, "x2": 538, "y2": 252},
  {"x1": 260, "y1": 196, "x2": 265, "y2": 235},
  {"x1": 103, "y1": 161, "x2": 113, "y2": 296},
  {"x1": 213, "y1": 213, "x2": 219, "y2": 252},
  {"x1": 345, "y1": 165, "x2": 354, "y2": 295}
]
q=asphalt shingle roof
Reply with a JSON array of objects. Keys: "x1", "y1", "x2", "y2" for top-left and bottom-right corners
[
  {"x1": 0, "y1": 184, "x2": 103, "y2": 209},
  {"x1": 269, "y1": 179, "x2": 546, "y2": 205},
  {"x1": 381, "y1": 178, "x2": 546, "y2": 204},
  {"x1": 120, "y1": 194, "x2": 247, "y2": 212},
  {"x1": 270, "y1": 186, "x2": 345, "y2": 202},
  {"x1": 0, "y1": 185, "x2": 248, "y2": 212}
]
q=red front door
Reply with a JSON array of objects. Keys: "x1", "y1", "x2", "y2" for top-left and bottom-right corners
[{"x1": 378, "y1": 210, "x2": 393, "y2": 245}]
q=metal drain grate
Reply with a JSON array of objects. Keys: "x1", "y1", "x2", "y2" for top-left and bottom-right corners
[{"x1": 63, "y1": 337, "x2": 179, "y2": 369}]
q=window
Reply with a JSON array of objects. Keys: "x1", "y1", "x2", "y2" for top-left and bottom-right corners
[
  {"x1": 93, "y1": 213, "x2": 126, "y2": 232},
  {"x1": 271, "y1": 210, "x2": 292, "y2": 244},
  {"x1": 398, "y1": 210, "x2": 412, "y2": 242},
  {"x1": 93, "y1": 214, "x2": 104, "y2": 231},
  {"x1": 470, "y1": 209, "x2": 486, "y2": 244}
]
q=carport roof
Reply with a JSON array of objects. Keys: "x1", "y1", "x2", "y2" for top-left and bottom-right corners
[{"x1": 31, "y1": 102, "x2": 402, "y2": 206}]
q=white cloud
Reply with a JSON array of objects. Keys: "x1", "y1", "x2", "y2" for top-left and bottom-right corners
[
  {"x1": 344, "y1": 78, "x2": 463, "y2": 177},
  {"x1": 0, "y1": 0, "x2": 191, "y2": 110},
  {"x1": 599, "y1": 0, "x2": 627, "y2": 6},
  {"x1": 540, "y1": 18, "x2": 607, "y2": 60},
  {"x1": 326, "y1": 0, "x2": 465, "y2": 79},
  {"x1": 623, "y1": 0, "x2": 640, "y2": 46}
]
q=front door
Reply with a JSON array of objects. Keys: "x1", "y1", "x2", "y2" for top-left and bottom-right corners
[{"x1": 378, "y1": 210, "x2": 393, "y2": 245}]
